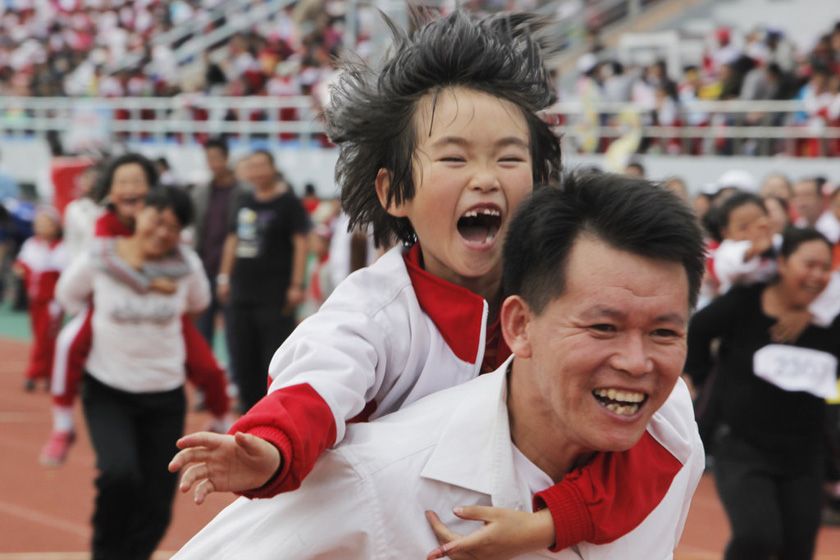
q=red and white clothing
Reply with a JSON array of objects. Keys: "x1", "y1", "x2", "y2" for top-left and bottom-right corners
[
  {"x1": 710, "y1": 236, "x2": 780, "y2": 295},
  {"x1": 175, "y1": 359, "x2": 704, "y2": 559},
  {"x1": 50, "y1": 211, "x2": 230, "y2": 416},
  {"x1": 16, "y1": 237, "x2": 69, "y2": 381},
  {"x1": 55, "y1": 240, "x2": 210, "y2": 393},
  {"x1": 710, "y1": 236, "x2": 840, "y2": 327},
  {"x1": 230, "y1": 243, "x2": 696, "y2": 549}
]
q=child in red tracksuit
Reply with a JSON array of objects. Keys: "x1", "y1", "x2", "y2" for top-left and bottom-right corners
[
  {"x1": 14, "y1": 206, "x2": 68, "y2": 392},
  {"x1": 41, "y1": 153, "x2": 231, "y2": 467}
]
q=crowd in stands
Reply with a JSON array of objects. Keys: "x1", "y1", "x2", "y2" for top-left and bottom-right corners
[
  {"x1": 568, "y1": 20, "x2": 840, "y2": 157},
  {"x1": 0, "y1": 0, "x2": 353, "y2": 106}
]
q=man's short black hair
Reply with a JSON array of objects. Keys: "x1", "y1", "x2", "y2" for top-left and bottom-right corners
[
  {"x1": 95, "y1": 153, "x2": 159, "y2": 202},
  {"x1": 204, "y1": 136, "x2": 229, "y2": 157},
  {"x1": 324, "y1": 10, "x2": 562, "y2": 247},
  {"x1": 503, "y1": 172, "x2": 706, "y2": 313},
  {"x1": 145, "y1": 185, "x2": 194, "y2": 228}
]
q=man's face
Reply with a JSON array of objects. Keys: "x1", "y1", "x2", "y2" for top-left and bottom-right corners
[
  {"x1": 205, "y1": 147, "x2": 229, "y2": 179},
  {"x1": 515, "y1": 235, "x2": 690, "y2": 456},
  {"x1": 791, "y1": 180, "x2": 823, "y2": 225},
  {"x1": 248, "y1": 153, "x2": 277, "y2": 189}
]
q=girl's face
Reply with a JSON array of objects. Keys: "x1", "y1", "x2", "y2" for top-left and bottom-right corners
[
  {"x1": 109, "y1": 163, "x2": 150, "y2": 224},
  {"x1": 777, "y1": 239, "x2": 832, "y2": 307},
  {"x1": 134, "y1": 206, "x2": 182, "y2": 259},
  {"x1": 379, "y1": 87, "x2": 533, "y2": 294},
  {"x1": 33, "y1": 213, "x2": 60, "y2": 241},
  {"x1": 722, "y1": 202, "x2": 769, "y2": 242}
]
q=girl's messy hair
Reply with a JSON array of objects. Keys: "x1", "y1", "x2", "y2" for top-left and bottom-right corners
[{"x1": 324, "y1": 10, "x2": 562, "y2": 246}]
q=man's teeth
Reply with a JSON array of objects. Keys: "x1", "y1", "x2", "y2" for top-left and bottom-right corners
[
  {"x1": 593, "y1": 388, "x2": 645, "y2": 403},
  {"x1": 605, "y1": 403, "x2": 640, "y2": 415},
  {"x1": 593, "y1": 388, "x2": 645, "y2": 416}
]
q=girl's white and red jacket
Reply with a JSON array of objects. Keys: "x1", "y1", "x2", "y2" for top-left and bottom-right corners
[
  {"x1": 15, "y1": 237, "x2": 69, "y2": 304},
  {"x1": 230, "y1": 244, "x2": 696, "y2": 549}
]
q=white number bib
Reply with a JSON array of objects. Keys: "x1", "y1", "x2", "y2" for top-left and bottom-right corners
[{"x1": 753, "y1": 344, "x2": 838, "y2": 399}]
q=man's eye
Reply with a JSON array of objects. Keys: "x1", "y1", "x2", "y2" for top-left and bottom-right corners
[
  {"x1": 652, "y1": 329, "x2": 679, "y2": 338},
  {"x1": 590, "y1": 324, "x2": 616, "y2": 333}
]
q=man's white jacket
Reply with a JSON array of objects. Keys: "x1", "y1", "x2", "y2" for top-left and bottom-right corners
[{"x1": 173, "y1": 358, "x2": 704, "y2": 560}]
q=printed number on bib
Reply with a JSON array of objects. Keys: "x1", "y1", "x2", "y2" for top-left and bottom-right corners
[{"x1": 753, "y1": 344, "x2": 838, "y2": 399}]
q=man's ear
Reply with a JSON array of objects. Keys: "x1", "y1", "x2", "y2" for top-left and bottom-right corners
[
  {"x1": 501, "y1": 295, "x2": 533, "y2": 359},
  {"x1": 375, "y1": 168, "x2": 408, "y2": 218}
]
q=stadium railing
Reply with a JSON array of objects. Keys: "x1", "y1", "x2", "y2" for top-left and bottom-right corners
[{"x1": 2, "y1": 96, "x2": 837, "y2": 156}]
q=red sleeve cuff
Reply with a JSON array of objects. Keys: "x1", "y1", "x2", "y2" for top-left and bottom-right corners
[
  {"x1": 235, "y1": 426, "x2": 294, "y2": 499},
  {"x1": 534, "y1": 472, "x2": 594, "y2": 552},
  {"x1": 226, "y1": 383, "x2": 337, "y2": 499}
]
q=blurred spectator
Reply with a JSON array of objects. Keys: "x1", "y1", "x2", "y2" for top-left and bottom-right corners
[
  {"x1": 156, "y1": 157, "x2": 175, "y2": 186},
  {"x1": 0, "y1": 149, "x2": 20, "y2": 203},
  {"x1": 190, "y1": 137, "x2": 247, "y2": 388},
  {"x1": 763, "y1": 195, "x2": 791, "y2": 236},
  {"x1": 706, "y1": 27, "x2": 742, "y2": 79},
  {"x1": 624, "y1": 161, "x2": 645, "y2": 178},
  {"x1": 0, "y1": 149, "x2": 21, "y2": 305},
  {"x1": 61, "y1": 164, "x2": 102, "y2": 259},
  {"x1": 759, "y1": 172, "x2": 793, "y2": 201},
  {"x1": 216, "y1": 150, "x2": 310, "y2": 414},
  {"x1": 665, "y1": 177, "x2": 690, "y2": 202},
  {"x1": 300, "y1": 183, "x2": 320, "y2": 215},
  {"x1": 792, "y1": 177, "x2": 840, "y2": 243}
]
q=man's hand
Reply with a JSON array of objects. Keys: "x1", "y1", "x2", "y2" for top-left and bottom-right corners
[
  {"x1": 216, "y1": 282, "x2": 231, "y2": 306},
  {"x1": 168, "y1": 431, "x2": 282, "y2": 504},
  {"x1": 425, "y1": 506, "x2": 554, "y2": 560},
  {"x1": 283, "y1": 285, "x2": 305, "y2": 315}
]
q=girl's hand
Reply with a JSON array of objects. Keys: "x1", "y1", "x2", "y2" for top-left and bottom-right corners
[
  {"x1": 425, "y1": 506, "x2": 554, "y2": 560},
  {"x1": 150, "y1": 277, "x2": 177, "y2": 294},
  {"x1": 168, "y1": 431, "x2": 281, "y2": 505}
]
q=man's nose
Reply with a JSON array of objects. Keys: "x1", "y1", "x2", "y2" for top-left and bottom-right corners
[{"x1": 610, "y1": 332, "x2": 653, "y2": 377}]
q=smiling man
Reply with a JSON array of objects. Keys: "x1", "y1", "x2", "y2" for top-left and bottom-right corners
[{"x1": 172, "y1": 173, "x2": 707, "y2": 560}]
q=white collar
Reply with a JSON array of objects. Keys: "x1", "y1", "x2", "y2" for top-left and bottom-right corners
[{"x1": 419, "y1": 355, "x2": 530, "y2": 511}]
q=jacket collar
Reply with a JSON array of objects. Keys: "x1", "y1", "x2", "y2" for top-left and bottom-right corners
[
  {"x1": 419, "y1": 356, "x2": 529, "y2": 510},
  {"x1": 403, "y1": 244, "x2": 488, "y2": 366}
]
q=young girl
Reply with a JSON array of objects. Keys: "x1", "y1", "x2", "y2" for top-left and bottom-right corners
[
  {"x1": 14, "y1": 205, "x2": 68, "y2": 392},
  {"x1": 170, "y1": 11, "x2": 697, "y2": 558},
  {"x1": 708, "y1": 191, "x2": 779, "y2": 296},
  {"x1": 42, "y1": 154, "x2": 230, "y2": 467}
]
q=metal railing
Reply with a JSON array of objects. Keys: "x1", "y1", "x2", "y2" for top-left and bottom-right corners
[
  {"x1": 0, "y1": 96, "x2": 325, "y2": 148},
  {"x1": 546, "y1": 99, "x2": 840, "y2": 157},
  {"x1": 2, "y1": 96, "x2": 839, "y2": 156}
]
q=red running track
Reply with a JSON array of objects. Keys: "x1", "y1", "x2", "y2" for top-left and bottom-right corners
[{"x1": 2, "y1": 337, "x2": 840, "y2": 559}]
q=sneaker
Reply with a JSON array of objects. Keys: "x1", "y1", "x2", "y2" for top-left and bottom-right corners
[{"x1": 40, "y1": 430, "x2": 76, "y2": 467}]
